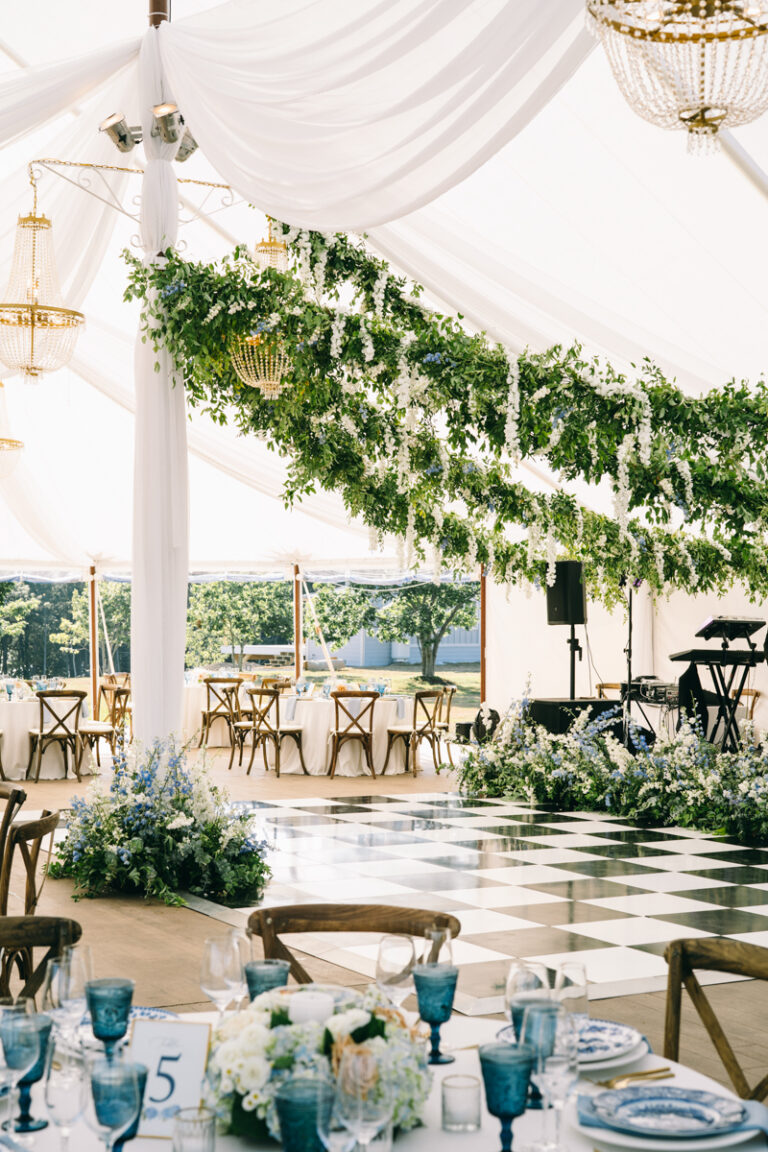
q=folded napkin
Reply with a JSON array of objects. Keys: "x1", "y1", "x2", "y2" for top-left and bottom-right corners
[
  {"x1": 577, "y1": 1094, "x2": 768, "y2": 1138},
  {"x1": 285, "y1": 697, "x2": 298, "y2": 722},
  {"x1": 396, "y1": 696, "x2": 406, "y2": 720}
]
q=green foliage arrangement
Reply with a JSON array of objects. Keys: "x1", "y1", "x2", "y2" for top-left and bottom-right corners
[
  {"x1": 124, "y1": 225, "x2": 768, "y2": 607},
  {"x1": 455, "y1": 702, "x2": 768, "y2": 844},
  {"x1": 49, "y1": 742, "x2": 271, "y2": 906}
]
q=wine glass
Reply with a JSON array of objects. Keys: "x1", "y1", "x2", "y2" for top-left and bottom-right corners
[
  {"x1": 81, "y1": 1057, "x2": 141, "y2": 1152},
  {"x1": 42, "y1": 958, "x2": 86, "y2": 1041},
  {"x1": 335, "y1": 1047, "x2": 393, "y2": 1150},
  {"x1": 504, "y1": 959, "x2": 550, "y2": 1041},
  {"x1": 45, "y1": 1044, "x2": 85, "y2": 1152},
  {"x1": 375, "y1": 935, "x2": 415, "y2": 1008},
  {"x1": 226, "y1": 931, "x2": 248, "y2": 1008},
  {"x1": 317, "y1": 1095, "x2": 357, "y2": 1152},
  {"x1": 521, "y1": 1001, "x2": 565, "y2": 1113},
  {"x1": 421, "y1": 926, "x2": 453, "y2": 965},
  {"x1": 479, "y1": 1042, "x2": 535, "y2": 1152},
  {"x1": 0, "y1": 1012, "x2": 45, "y2": 1141},
  {"x1": 531, "y1": 1052, "x2": 574, "y2": 1152},
  {"x1": 200, "y1": 937, "x2": 241, "y2": 1021},
  {"x1": 412, "y1": 962, "x2": 459, "y2": 1065},
  {"x1": 85, "y1": 979, "x2": 134, "y2": 1061},
  {"x1": 554, "y1": 961, "x2": 588, "y2": 1031}
]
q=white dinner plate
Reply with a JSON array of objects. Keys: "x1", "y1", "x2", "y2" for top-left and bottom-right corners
[
  {"x1": 566, "y1": 1100, "x2": 758, "y2": 1152},
  {"x1": 579, "y1": 1037, "x2": 650, "y2": 1073},
  {"x1": 592, "y1": 1086, "x2": 746, "y2": 1138},
  {"x1": 580, "y1": 1019, "x2": 644, "y2": 1064}
]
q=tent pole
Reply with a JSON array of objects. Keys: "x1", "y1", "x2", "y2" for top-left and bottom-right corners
[
  {"x1": 149, "y1": 0, "x2": 169, "y2": 27},
  {"x1": 88, "y1": 565, "x2": 99, "y2": 720},
  {"x1": 480, "y1": 563, "x2": 487, "y2": 703},
  {"x1": 293, "y1": 564, "x2": 303, "y2": 681}
]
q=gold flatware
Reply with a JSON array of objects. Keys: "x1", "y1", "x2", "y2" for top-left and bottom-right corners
[{"x1": 594, "y1": 1068, "x2": 673, "y2": 1090}]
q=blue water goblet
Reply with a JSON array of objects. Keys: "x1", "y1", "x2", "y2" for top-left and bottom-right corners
[
  {"x1": 244, "y1": 959, "x2": 291, "y2": 1000},
  {"x1": 112, "y1": 1062, "x2": 148, "y2": 1152},
  {"x1": 520, "y1": 1000, "x2": 563, "y2": 1110},
  {"x1": 275, "y1": 1075, "x2": 334, "y2": 1152},
  {"x1": 0, "y1": 1011, "x2": 48, "y2": 1139},
  {"x1": 85, "y1": 979, "x2": 134, "y2": 1060},
  {"x1": 412, "y1": 962, "x2": 458, "y2": 1065},
  {"x1": 82, "y1": 1057, "x2": 141, "y2": 1152},
  {"x1": 14, "y1": 1013, "x2": 53, "y2": 1134},
  {"x1": 479, "y1": 1042, "x2": 535, "y2": 1152}
]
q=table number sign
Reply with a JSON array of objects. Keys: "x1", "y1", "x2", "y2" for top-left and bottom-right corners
[{"x1": 128, "y1": 1019, "x2": 211, "y2": 1138}]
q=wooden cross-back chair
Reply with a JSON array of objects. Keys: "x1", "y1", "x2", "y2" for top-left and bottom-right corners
[
  {"x1": 0, "y1": 915, "x2": 82, "y2": 1001},
  {"x1": 197, "y1": 677, "x2": 240, "y2": 747},
  {"x1": 435, "y1": 685, "x2": 458, "y2": 767},
  {"x1": 27, "y1": 691, "x2": 86, "y2": 782},
  {"x1": 664, "y1": 938, "x2": 768, "y2": 1100},
  {"x1": 382, "y1": 689, "x2": 443, "y2": 775},
  {"x1": 261, "y1": 677, "x2": 292, "y2": 693},
  {"x1": 248, "y1": 904, "x2": 461, "y2": 985},
  {"x1": 230, "y1": 687, "x2": 307, "y2": 777},
  {"x1": 328, "y1": 690, "x2": 378, "y2": 778},
  {"x1": 0, "y1": 811, "x2": 62, "y2": 993},
  {"x1": 79, "y1": 686, "x2": 130, "y2": 769},
  {"x1": 0, "y1": 783, "x2": 26, "y2": 864}
]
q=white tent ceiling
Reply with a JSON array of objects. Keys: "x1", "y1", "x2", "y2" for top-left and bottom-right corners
[{"x1": 0, "y1": 0, "x2": 767, "y2": 573}]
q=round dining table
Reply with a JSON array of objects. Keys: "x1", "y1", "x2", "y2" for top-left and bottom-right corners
[
  {"x1": 0, "y1": 697, "x2": 94, "y2": 780},
  {"x1": 23, "y1": 1010, "x2": 765, "y2": 1151},
  {"x1": 182, "y1": 686, "x2": 413, "y2": 776}
]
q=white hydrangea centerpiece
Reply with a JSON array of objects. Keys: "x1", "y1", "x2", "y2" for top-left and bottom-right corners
[{"x1": 205, "y1": 985, "x2": 431, "y2": 1141}]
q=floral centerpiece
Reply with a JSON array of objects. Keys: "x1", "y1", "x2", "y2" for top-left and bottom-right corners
[
  {"x1": 205, "y1": 986, "x2": 431, "y2": 1140},
  {"x1": 49, "y1": 741, "x2": 271, "y2": 906}
]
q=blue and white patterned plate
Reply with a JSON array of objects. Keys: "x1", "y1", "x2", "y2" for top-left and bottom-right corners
[
  {"x1": 578, "y1": 1018, "x2": 642, "y2": 1063},
  {"x1": 593, "y1": 1087, "x2": 746, "y2": 1138}
]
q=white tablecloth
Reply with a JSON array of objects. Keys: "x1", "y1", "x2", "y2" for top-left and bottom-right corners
[
  {"x1": 182, "y1": 688, "x2": 413, "y2": 776},
  {"x1": 0, "y1": 699, "x2": 94, "y2": 780},
  {"x1": 21, "y1": 1012, "x2": 764, "y2": 1152}
]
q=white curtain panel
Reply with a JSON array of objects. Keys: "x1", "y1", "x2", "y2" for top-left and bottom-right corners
[
  {"x1": 159, "y1": 0, "x2": 591, "y2": 229},
  {"x1": 131, "y1": 30, "x2": 189, "y2": 745}
]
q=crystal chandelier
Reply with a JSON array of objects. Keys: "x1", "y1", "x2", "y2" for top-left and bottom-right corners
[
  {"x1": 253, "y1": 218, "x2": 289, "y2": 273},
  {"x1": 230, "y1": 334, "x2": 292, "y2": 399},
  {"x1": 0, "y1": 178, "x2": 85, "y2": 378},
  {"x1": 587, "y1": 1, "x2": 768, "y2": 152},
  {"x1": 0, "y1": 383, "x2": 23, "y2": 480}
]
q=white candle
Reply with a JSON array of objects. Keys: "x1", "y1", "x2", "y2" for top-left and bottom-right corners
[{"x1": 287, "y1": 991, "x2": 335, "y2": 1025}]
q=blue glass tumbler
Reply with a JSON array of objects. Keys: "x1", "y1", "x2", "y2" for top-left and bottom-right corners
[
  {"x1": 479, "y1": 1042, "x2": 535, "y2": 1152},
  {"x1": 113, "y1": 1062, "x2": 148, "y2": 1151},
  {"x1": 86, "y1": 979, "x2": 134, "y2": 1060},
  {"x1": 244, "y1": 959, "x2": 291, "y2": 1000},
  {"x1": 275, "y1": 1076, "x2": 334, "y2": 1152},
  {"x1": 413, "y1": 963, "x2": 459, "y2": 1065},
  {"x1": 6, "y1": 1013, "x2": 52, "y2": 1133}
]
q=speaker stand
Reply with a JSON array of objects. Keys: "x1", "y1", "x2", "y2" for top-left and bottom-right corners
[
  {"x1": 567, "y1": 624, "x2": 583, "y2": 699},
  {"x1": 623, "y1": 584, "x2": 633, "y2": 748}
]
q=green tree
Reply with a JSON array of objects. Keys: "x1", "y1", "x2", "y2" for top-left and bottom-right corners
[
  {"x1": 0, "y1": 582, "x2": 41, "y2": 676},
  {"x1": 186, "y1": 581, "x2": 293, "y2": 669},
  {"x1": 306, "y1": 584, "x2": 376, "y2": 651},
  {"x1": 374, "y1": 582, "x2": 479, "y2": 680},
  {"x1": 49, "y1": 588, "x2": 90, "y2": 670},
  {"x1": 98, "y1": 582, "x2": 132, "y2": 672}
]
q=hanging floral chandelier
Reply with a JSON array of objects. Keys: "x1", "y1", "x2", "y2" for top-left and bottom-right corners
[
  {"x1": 587, "y1": 1, "x2": 768, "y2": 152},
  {"x1": 230, "y1": 332, "x2": 292, "y2": 399},
  {"x1": 0, "y1": 175, "x2": 85, "y2": 378},
  {"x1": 253, "y1": 218, "x2": 289, "y2": 273}
]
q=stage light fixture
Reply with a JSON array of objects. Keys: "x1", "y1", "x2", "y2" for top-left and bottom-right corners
[
  {"x1": 152, "y1": 102, "x2": 183, "y2": 144},
  {"x1": 99, "y1": 113, "x2": 143, "y2": 153},
  {"x1": 175, "y1": 128, "x2": 198, "y2": 163}
]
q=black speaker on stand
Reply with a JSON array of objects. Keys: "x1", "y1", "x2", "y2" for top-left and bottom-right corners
[{"x1": 546, "y1": 561, "x2": 587, "y2": 698}]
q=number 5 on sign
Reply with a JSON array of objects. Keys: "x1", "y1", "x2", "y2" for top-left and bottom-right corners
[{"x1": 128, "y1": 1019, "x2": 211, "y2": 1138}]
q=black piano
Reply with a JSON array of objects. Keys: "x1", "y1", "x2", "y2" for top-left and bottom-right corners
[{"x1": 670, "y1": 616, "x2": 765, "y2": 750}]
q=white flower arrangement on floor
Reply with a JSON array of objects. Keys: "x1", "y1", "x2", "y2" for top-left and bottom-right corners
[{"x1": 205, "y1": 986, "x2": 431, "y2": 1140}]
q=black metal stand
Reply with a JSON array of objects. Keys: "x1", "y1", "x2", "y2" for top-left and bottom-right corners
[
  {"x1": 567, "y1": 624, "x2": 582, "y2": 699},
  {"x1": 623, "y1": 585, "x2": 633, "y2": 748}
]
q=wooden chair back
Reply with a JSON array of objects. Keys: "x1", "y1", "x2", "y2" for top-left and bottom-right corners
[
  {"x1": 36, "y1": 691, "x2": 85, "y2": 739},
  {"x1": 248, "y1": 903, "x2": 461, "y2": 984},
  {"x1": 245, "y1": 687, "x2": 280, "y2": 738},
  {"x1": 596, "y1": 682, "x2": 622, "y2": 699},
  {"x1": 0, "y1": 783, "x2": 26, "y2": 871},
  {"x1": 332, "y1": 691, "x2": 377, "y2": 739},
  {"x1": 0, "y1": 915, "x2": 82, "y2": 1000},
  {"x1": 261, "y1": 677, "x2": 292, "y2": 693},
  {"x1": 664, "y1": 937, "x2": 768, "y2": 1100},
  {"x1": 440, "y1": 685, "x2": 458, "y2": 725},
  {"x1": 203, "y1": 677, "x2": 240, "y2": 719},
  {"x1": 730, "y1": 687, "x2": 760, "y2": 720},
  {"x1": 98, "y1": 683, "x2": 131, "y2": 725},
  {"x1": 411, "y1": 690, "x2": 442, "y2": 736},
  {"x1": 0, "y1": 809, "x2": 61, "y2": 918}
]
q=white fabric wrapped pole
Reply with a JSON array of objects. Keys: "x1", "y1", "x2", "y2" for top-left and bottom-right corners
[{"x1": 131, "y1": 29, "x2": 189, "y2": 746}]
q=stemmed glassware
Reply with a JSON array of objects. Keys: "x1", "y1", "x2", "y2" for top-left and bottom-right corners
[
  {"x1": 554, "y1": 961, "x2": 588, "y2": 1031},
  {"x1": 42, "y1": 951, "x2": 89, "y2": 1042},
  {"x1": 85, "y1": 979, "x2": 134, "y2": 1061},
  {"x1": 504, "y1": 959, "x2": 550, "y2": 1041},
  {"x1": 200, "y1": 936, "x2": 242, "y2": 1022},
  {"x1": 0, "y1": 1010, "x2": 46, "y2": 1144},
  {"x1": 81, "y1": 1057, "x2": 141, "y2": 1152},
  {"x1": 375, "y1": 935, "x2": 415, "y2": 1009},
  {"x1": 335, "y1": 1047, "x2": 393, "y2": 1150},
  {"x1": 413, "y1": 961, "x2": 459, "y2": 1065},
  {"x1": 45, "y1": 1044, "x2": 85, "y2": 1152},
  {"x1": 479, "y1": 1042, "x2": 535, "y2": 1152},
  {"x1": 317, "y1": 1094, "x2": 357, "y2": 1152},
  {"x1": 524, "y1": 1002, "x2": 579, "y2": 1151}
]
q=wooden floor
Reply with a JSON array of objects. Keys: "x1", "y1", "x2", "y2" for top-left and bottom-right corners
[{"x1": 18, "y1": 751, "x2": 768, "y2": 1092}]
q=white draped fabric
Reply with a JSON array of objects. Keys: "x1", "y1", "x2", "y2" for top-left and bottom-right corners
[
  {"x1": 158, "y1": 0, "x2": 591, "y2": 228},
  {"x1": 131, "y1": 31, "x2": 188, "y2": 744}
]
